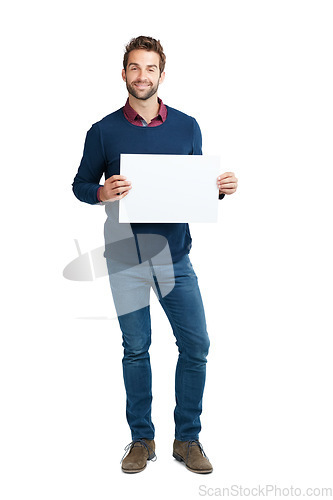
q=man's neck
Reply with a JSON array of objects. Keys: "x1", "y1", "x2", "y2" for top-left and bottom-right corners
[{"x1": 128, "y1": 94, "x2": 160, "y2": 124}]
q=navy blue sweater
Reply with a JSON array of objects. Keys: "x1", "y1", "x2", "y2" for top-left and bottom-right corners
[{"x1": 72, "y1": 105, "x2": 224, "y2": 262}]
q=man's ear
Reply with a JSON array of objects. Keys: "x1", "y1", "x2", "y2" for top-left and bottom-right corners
[
  {"x1": 159, "y1": 71, "x2": 166, "y2": 84},
  {"x1": 122, "y1": 68, "x2": 126, "y2": 82}
]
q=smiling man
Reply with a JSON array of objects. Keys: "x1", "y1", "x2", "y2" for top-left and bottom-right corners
[
  {"x1": 125, "y1": 56, "x2": 162, "y2": 101},
  {"x1": 72, "y1": 36, "x2": 238, "y2": 474}
]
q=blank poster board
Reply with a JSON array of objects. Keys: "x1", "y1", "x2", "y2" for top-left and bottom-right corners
[{"x1": 119, "y1": 154, "x2": 220, "y2": 223}]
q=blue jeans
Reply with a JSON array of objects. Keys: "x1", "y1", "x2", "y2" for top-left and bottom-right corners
[{"x1": 106, "y1": 253, "x2": 210, "y2": 441}]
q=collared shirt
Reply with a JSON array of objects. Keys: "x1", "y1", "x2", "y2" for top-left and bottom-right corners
[{"x1": 122, "y1": 97, "x2": 168, "y2": 127}]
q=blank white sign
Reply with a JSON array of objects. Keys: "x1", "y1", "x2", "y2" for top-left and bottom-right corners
[{"x1": 119, "y1": 154, "x2": 220, "y2": 223}]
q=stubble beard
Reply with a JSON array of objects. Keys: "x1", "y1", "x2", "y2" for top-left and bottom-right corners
[{"x1": 126, "y1": 79, "x2": 159, "y2": 101}]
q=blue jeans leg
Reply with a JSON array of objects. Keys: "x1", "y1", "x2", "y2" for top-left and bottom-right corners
[
  {"x1": 107, "y1": 254, "x2": 209, "y2": 441},
  {"x1": 118, "y1": 305, "x2": 155, "y2": 440},
  {"x1": 153, "y1": 254, "x2": 210, "y2": 441},
  {"x1": 106, "y1": 259, "x2": 155, "y2": 440}
]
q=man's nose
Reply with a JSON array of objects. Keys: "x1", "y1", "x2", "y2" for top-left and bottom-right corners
[{"x1": 137, "y1": 69, "x2": 149, "y2": 80}]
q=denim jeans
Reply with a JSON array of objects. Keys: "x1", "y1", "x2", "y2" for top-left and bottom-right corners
[{"x1": 106, "y1": 253, "x2": 210, "y2": 441}]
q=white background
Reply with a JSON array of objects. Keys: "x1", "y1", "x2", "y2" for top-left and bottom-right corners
[{"x1": 1, "y1": 1, "x2": 333, "y2": 499}]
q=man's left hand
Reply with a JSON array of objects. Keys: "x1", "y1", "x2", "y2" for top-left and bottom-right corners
[{"x1": 217, "y1": 172, "x2": 238, "y2": 195}]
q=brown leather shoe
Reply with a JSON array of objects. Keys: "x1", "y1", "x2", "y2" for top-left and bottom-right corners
[
  {"x1": 121, "y1": 439, "x2": 156, "y2": 473},
  {"x1": 173, "y1": 439, "x2": 213, "y2": 474}
]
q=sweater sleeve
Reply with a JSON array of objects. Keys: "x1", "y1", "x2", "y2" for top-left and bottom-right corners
[
  {"x1": 192, "y1": 118, "x2": 202, "y2": 156},
  {"x1": 72, "y1": 123, "x2": 106, "y2": 204},
  {"x1": 192, "y1": 118, "x2": 225, "y2": 200}
]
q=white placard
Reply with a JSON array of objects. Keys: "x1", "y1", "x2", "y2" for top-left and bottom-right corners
[{"x1": 119, "y1": 154, "x2": 220, "y2": 223}]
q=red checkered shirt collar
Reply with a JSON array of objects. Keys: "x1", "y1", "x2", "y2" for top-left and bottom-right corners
[{"x1": 123, "y1": 97, "x2": 167, "y2": 126}]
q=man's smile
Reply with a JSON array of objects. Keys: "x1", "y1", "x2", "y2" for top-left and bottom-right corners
[{"x1": 133, "y1": 82, "x2": 152, "y2": 89}]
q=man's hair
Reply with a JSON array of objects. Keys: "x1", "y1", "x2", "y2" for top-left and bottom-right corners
[{"x1": 123, "y1": 36, "x2": 166, "y2": 74}]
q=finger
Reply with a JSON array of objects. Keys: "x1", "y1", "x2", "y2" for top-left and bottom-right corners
[
  {"x1": 118, "y1": 190, "x2": 130, "y2": 200},
  {"x1": 220, "y1": 188, "x2": 237, "y2": 194},
  {"x1": 217, "y1": 180, "x2": 237, "y2": 189},
  {"x1": 218, "y1": 176, "x2": 236, "y2": 184},
  {"x1": 111, "y1": 180, "x2": 132, "y2": 189},
  {"x1": 106, "y1": 175, "x2": 128, "y2": 183},
  {"x1": 112, "y1": 175, "x2": 127, "y2": 180},
  {"x1": 217, "y1": 172, "x2": 235, "y2": 180},
  {"x1": 218, "y1": 182, "x2": 237, "y2": 188},
  {"x1": 112, "y1": 185, "x2": 132, "y2": 194}
]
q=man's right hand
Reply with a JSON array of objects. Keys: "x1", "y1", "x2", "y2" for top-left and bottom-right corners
[{"x1": 99, "y1": 175, "x2": 132, "y2": 202}]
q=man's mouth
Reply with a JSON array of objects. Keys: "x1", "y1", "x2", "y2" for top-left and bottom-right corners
[{"x1": 133, "y1": 82, "x2": 151, "y2": 89}]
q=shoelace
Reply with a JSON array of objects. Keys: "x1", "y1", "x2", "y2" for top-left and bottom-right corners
[
  {"x1": 185, "y1": 440, "x2": 208, "y2": 464},
  {"x1": 120, "y1": 439, "x2": 157, "y2": 464}
]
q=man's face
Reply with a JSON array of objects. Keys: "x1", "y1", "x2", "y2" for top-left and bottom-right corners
[{"x1": 122, "y1": 49, "x2": 165, "y2": 101}]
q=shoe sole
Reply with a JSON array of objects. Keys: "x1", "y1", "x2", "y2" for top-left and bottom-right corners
[{"x1": 173, "y1": 452, "x2": 213, "y2": 474}]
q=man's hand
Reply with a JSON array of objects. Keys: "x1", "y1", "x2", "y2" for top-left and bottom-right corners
[
  {"x1": 99, "y1": 175, "x2": 132, "y2": 202},
  {"x1": 217, "y1": 172, "x2": 238, "y2": 195}
]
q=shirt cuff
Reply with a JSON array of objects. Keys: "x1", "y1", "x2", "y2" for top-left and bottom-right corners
[{"x1": 97, "y1": 186, "x2": 103, "y2": 202}]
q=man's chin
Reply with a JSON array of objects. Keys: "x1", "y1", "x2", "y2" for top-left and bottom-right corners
[
  {"x1": 134, "y1": 94, "x2": 153, "y2": 101},
  {"x1": 128, "y1": 87, "x2": 158, "y2": 101}
]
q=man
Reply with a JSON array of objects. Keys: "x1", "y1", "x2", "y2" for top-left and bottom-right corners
[{"x1": 72, "y1": 36, "x2": 238, "y2": 474}]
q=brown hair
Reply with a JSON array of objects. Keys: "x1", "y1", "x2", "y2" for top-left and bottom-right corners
[{"x1": 123, "y1": 36, "x2": 166, "y2": 75}]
